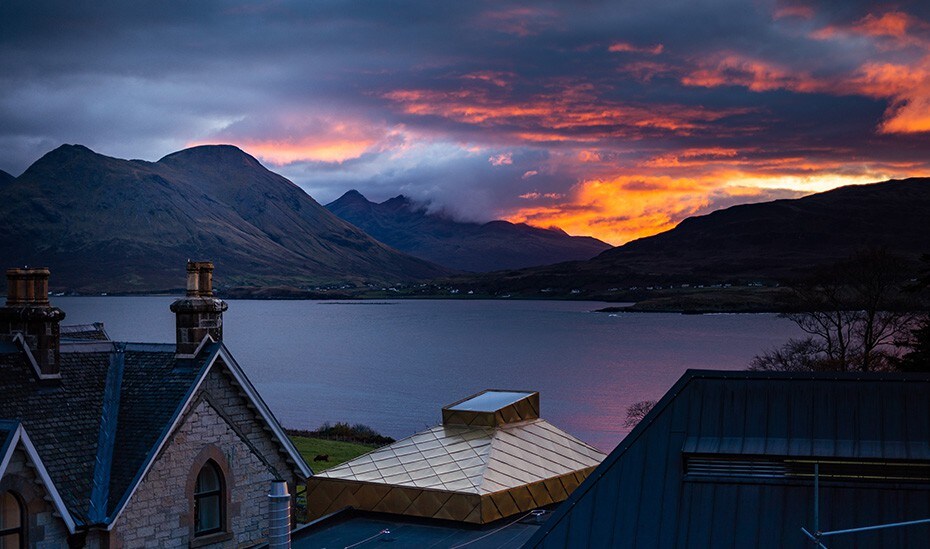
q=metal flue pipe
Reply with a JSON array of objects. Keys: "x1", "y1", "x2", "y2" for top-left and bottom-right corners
[{"x1": 268, "y1": 480, "x2": 291, "y2": 549}]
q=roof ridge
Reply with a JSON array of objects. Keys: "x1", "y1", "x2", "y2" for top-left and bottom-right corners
[
  {"x1": 88, "y1": 343, "x2": 126, "y2": 523},
  {"x1": 476, "y1": 421, "x2": 539, "y2": 493},
  {"x1": 477, "y1": 420, "x2": 605, "y2": 495}
]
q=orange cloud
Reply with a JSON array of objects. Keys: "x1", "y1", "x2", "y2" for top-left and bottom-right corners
[
  {"x1": 609, "y1": 42, "x2": 664, "y2": 55},
  {"x1": 855, "y1": 12, "x2": 916, "y2": 38},
  {"x1": 192, "y1": 116, "x2": 399, "y2": 165},
  {"x1": 619, "y1": 60, "x2": 677, "y2": 83},
  {"x1": 383, "y1": 85, "x2": 753, "y2": 142},
  {"x1": 489, "y1": 152, "x2": 513, "y2": 165},
  {"x1": 233, "y1": 137, "x2": 375, "y2": 165},
  {"x1": 682, "y1": 54, "x2": 825, "y2": 93},
  {"x1": 461, "y1": 71, "x2": 515, "y2": 88},
  {"x1": 773, "y1": 5, "x2": 814, "y2": 20},
  {"x1": 643, "y1": 147, "x2": 739, "y2": 168},
  {"x1": 813, "y1": 11, "x2": 930, "y2": 46},
  {"x1": 478, "y1": 7, "x2": 558, "y2": 37},
  {"x1": 682, "y1": 47, "x2": 930, "y2": 135}
]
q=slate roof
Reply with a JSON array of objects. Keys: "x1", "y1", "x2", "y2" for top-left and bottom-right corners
[
  {"x1": 525, "y1": 370, "x2": 930, "y2": 549},
  {"x1": 60, "y1": 322, "x2": 110, "y2": 341},
  {"x1": 0, "y1": 419, "x2": 79, "y2": 532},
  {"x1": 0, "y1": 341, "x2": 217, "y2": 525}
]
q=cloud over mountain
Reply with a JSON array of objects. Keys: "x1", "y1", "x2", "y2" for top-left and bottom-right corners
[{"x1": 3, "y1": 1, "x2": 930, "y2": 244}]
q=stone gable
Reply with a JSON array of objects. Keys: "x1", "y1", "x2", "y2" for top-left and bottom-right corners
[
  {"x1": 110, "y1": 361, "x2": 300, "y2": 548},
  {"x1": 0, "y1": 447, "x2": 71, "y2": 548}
]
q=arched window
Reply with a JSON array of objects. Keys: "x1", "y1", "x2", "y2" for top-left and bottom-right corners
[
  {"x1": 193, "y1": 461, "x2": 225, "y2": 536},
  {"x1": 0, "y1": 491, "x2": 25, "y2": 549}
]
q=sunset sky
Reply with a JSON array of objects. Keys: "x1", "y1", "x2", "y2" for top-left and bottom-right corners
[{"x1": 2, "y1": 0, "x2": 930, "y2": 245}]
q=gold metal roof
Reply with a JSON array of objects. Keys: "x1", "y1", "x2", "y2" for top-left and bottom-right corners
[
  {"x1": 307, "y1": 393, "x2": 605, "y2": 524},
  {"x1": 316, "y1": 419, "x2": 603, "y2": 494}
]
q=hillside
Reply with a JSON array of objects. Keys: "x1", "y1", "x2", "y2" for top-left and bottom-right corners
[
  {"x1": 326, "y1": 190, "x2": 611, "y2": 271},
  {"x1": 0, "y1": 145, "x2": 450, "y2": 292},
  {"x1": 462, "y1": 178, "x2": 930, "y2": 295}
]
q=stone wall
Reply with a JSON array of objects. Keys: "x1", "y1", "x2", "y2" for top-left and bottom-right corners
[
  {"x1": 110, "y1": 361, "x2": 300, "y2": 548},
  {"x1": 0, "y1": 446, "x2": 72, "y2": 548}
]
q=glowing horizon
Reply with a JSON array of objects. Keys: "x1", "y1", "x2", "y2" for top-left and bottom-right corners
[{"x1": 3, "y1": 1, "x2": 930, "y2": 246}]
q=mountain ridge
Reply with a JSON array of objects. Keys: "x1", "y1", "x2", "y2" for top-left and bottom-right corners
[
  {"x1": 463, "y1": 177, "x2": 930, "y2": 295},
  {"x1": 0, "y1": 144, "x2": 451, "y2": 291},
  {"x1": 326, "y1": 190, "x2": 611, "y2": 272}
]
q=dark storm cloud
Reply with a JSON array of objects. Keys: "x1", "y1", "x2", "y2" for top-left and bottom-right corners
[{"x1": 2, "y1": 1, "x2": 929, "y2": 242}]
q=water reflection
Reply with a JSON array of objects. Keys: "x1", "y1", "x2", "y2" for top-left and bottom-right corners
[{"x1": 56, "y1": 297, "x2": 800, "y2": 452}]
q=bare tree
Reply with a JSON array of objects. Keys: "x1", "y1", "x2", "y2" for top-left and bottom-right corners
[
  {"x1": 896, "y1": 254, "x2": 930, "y2": 372},
  {"x1": 847, "y1": 249, "x2": 919, "y2": 370},
  {"x1": 624, "y1": 400, "x2": 656, "y2": 428},
  {"x1": 759, "y1": 249, "x2": 919, "y2": 372},
  {"x1": 749, "y1": 338, "x2": 829, "y2": 372}
]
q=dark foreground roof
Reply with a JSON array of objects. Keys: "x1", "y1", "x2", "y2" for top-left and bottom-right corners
[
  {"x1": 0, "y1": 341, "x2": 218, "y2": 525},
  {"x1": 526, "y1": 370, "x2": 930, "y2": 549},
  {"x1": 292, "y1": 508, "x2": 550, "y2": 548}
]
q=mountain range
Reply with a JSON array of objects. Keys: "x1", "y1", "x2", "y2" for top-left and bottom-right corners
[
  {"x1": 468, "y1": 177, "x2": 930, "y2": 295},
  {"x1": 0, "y1": 145, "x2": 449, "y2": 292},
  {"x1": 326, "y1": 190, "x2": 611, "y2": 272},
  {"x1": 2, "y1": 143, "x2": 928, "y2": 297}
]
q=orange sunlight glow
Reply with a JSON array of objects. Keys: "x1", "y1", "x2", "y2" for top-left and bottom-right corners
[
  {"x1": 505, "y1": 168, "x2": 903, "y2": 245},
  {"x1": 506, "y1": 175, "x2": 722, "y2": 245},
  {"x1": 235, "y1": 138, "x2": 375, "y2": 165}
]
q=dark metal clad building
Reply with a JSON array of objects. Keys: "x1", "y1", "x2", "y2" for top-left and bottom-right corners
[{"x1": 525, "y1": 370, "x2": 930, "y2": 549}]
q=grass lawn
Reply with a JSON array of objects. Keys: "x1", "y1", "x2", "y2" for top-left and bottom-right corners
[{"x1": 289, "y1": 435, "x2": 377, "y2": 473}]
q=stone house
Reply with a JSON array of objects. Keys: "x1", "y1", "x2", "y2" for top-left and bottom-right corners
[
  {"x1": 0, "y1": 420, "x2": 75, "y2": 548},
  {"x1": 0, "y1": 263, "x2": 311, "y2": 547}
]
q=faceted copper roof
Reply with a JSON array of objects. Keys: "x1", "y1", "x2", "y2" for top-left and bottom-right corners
[
  {"x1": 316, "y1": 419, "x2": 603, "y2": 494},
  {"x1": 308, "y1": 390, "x2": 605, "y2": 524}
]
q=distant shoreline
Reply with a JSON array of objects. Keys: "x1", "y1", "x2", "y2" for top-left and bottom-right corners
[{"x1": 51, "y1": 286, "x2": 801, "y2": 314}]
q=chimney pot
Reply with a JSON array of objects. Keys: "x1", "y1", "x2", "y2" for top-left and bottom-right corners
[
  {"x1": 186, "y1": 261, "x2": 200, "y2": 297},
  {"x1": 196, "y1": 261, "x2": 214, "y2": 297},
  {"x1": 6, "y1": 268, "x2": 26, "y2": 306},
  {"x1": 32, "y1": 268, "x2": 50, "y2": 305},
  {"x1": 171, "y1": 261, "x2": 227, "y2": 357},
  {"x1": 23, "y1": 271, "x2": 35, "y2": 303},
  {"x1": 1, "y1": 266, "x2": 65, "y2": 378}
]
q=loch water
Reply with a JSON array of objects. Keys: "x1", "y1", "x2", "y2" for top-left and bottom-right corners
[{"x1": 56, "y1": 297, "x2": 801, "y2": 451}]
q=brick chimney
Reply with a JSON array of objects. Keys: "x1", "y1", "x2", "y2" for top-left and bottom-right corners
[
  {"x1": 0, "y1": 267, "x2": 66, "y2": 378},
  {"x1": 170, "y1": 261, "x2": 227, "y2": 357}
]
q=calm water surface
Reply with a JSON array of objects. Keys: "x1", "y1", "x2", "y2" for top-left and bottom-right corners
[{"x1": 56, "y1": 297, "x2": 801, "y2": 451}]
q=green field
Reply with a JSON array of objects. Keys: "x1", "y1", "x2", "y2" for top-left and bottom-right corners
[{"x1": 289, "y1": 435, "x2": 377, "y2": 472}]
